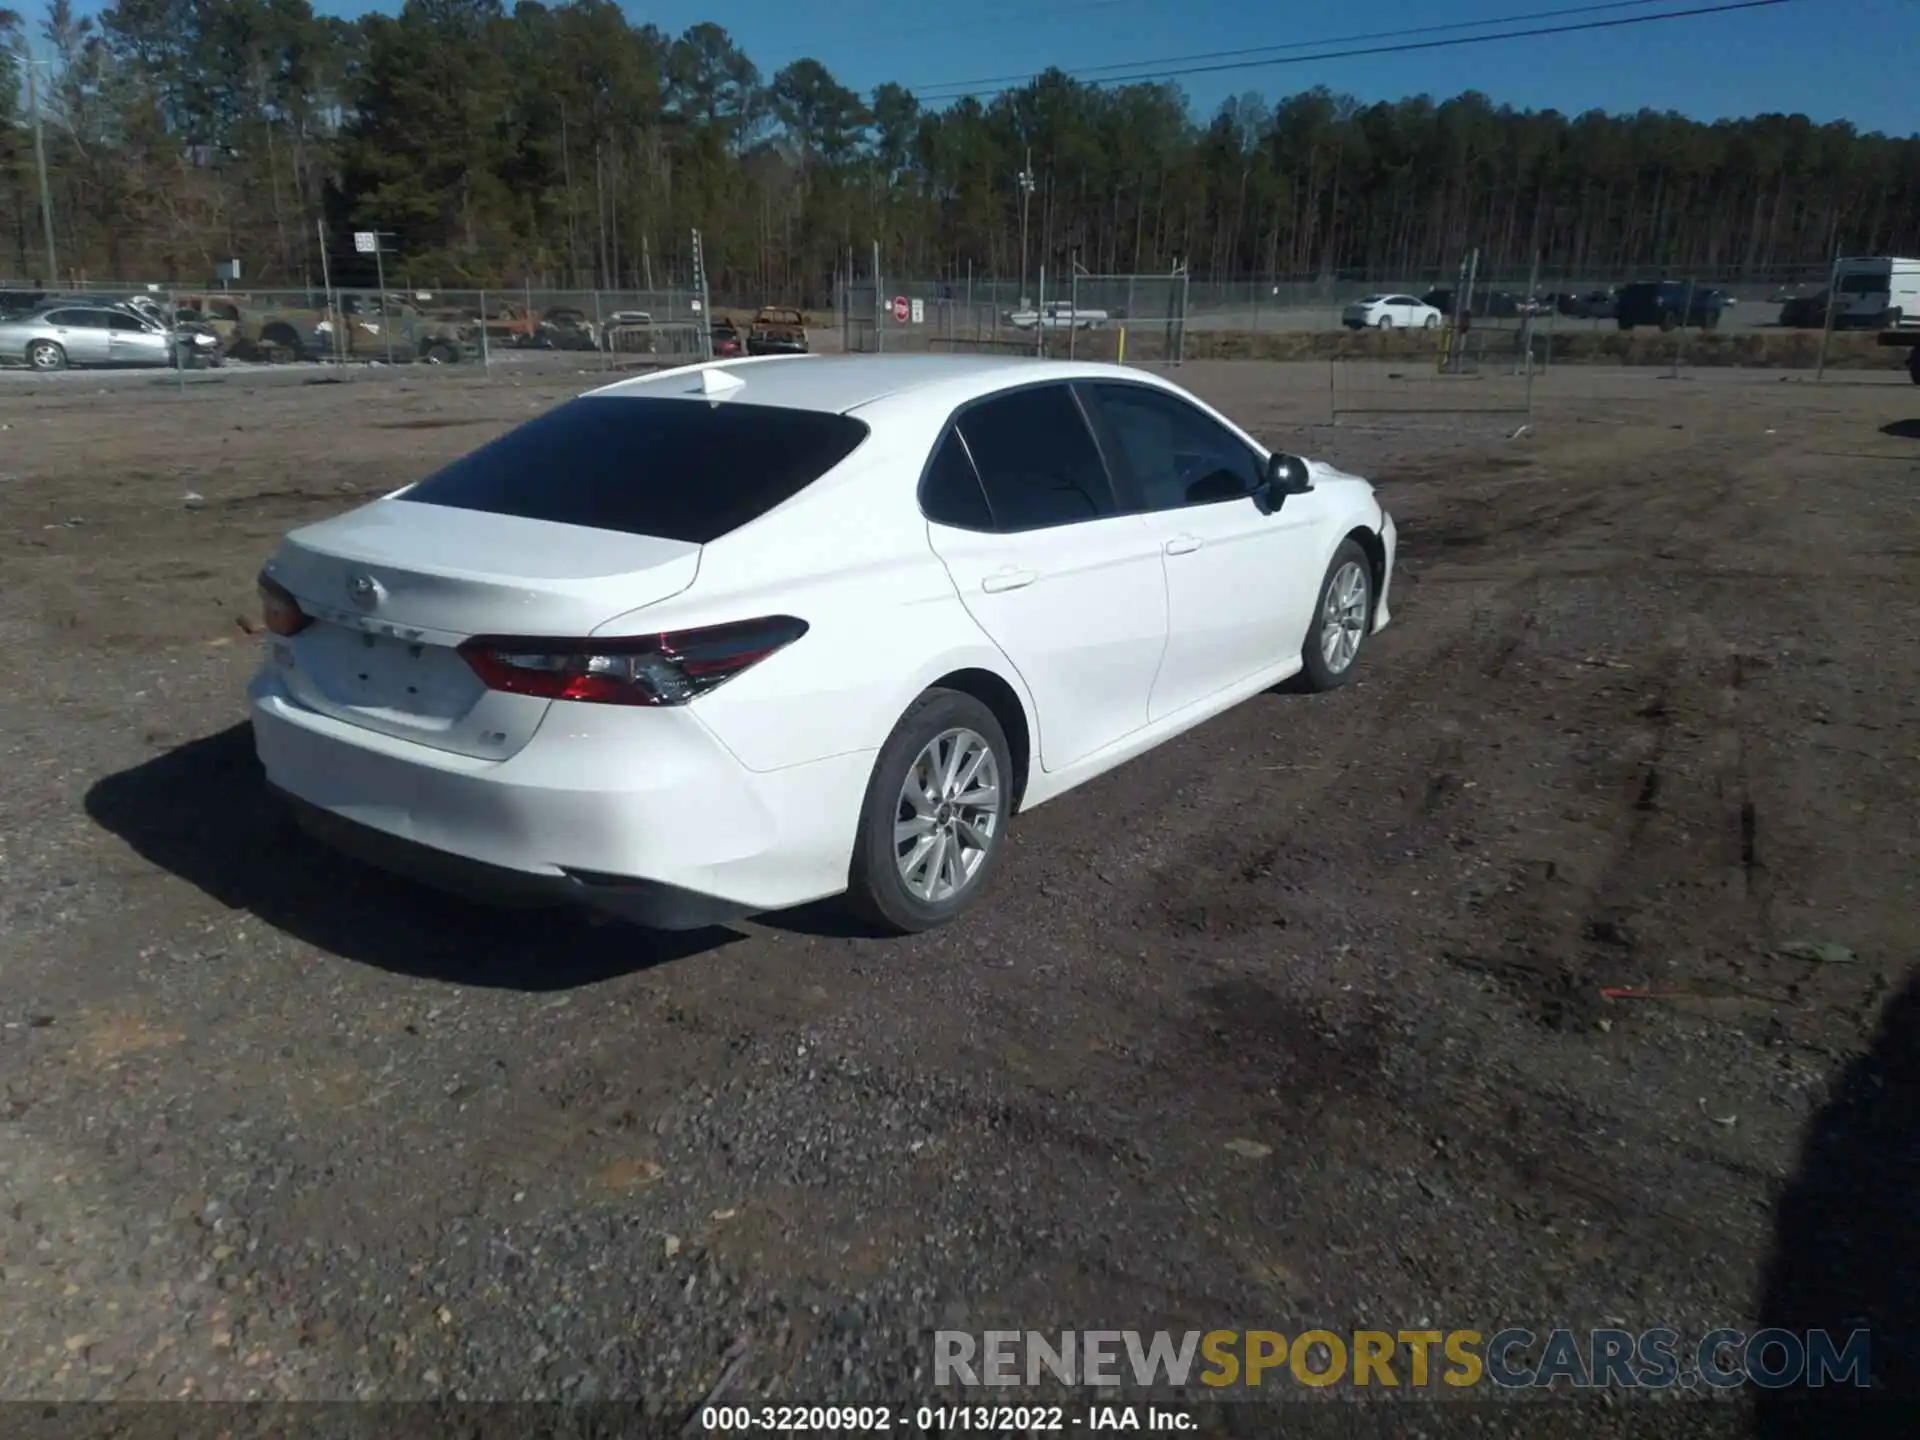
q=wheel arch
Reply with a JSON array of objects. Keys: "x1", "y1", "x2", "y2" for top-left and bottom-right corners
[
  {"x1": 1342, "y1": 523, "x2": 1389, "y2": 621},
  {"x1": 923, "y1": 666, "x2": 1034, "y2": 812}
]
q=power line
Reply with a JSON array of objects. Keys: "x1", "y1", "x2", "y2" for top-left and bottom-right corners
[
  {"x1": 908, "y1": 0, "x2": 1805, "y2": 102},
  {"x1": 906, "y1": 0, "x2": 1677, "y2": 96}
]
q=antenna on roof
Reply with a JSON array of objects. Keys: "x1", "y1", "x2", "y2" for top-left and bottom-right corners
[{"x1": 694, "y1": 367, "x2": 744, "y2": 399}]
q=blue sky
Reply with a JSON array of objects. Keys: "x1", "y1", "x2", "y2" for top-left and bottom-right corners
[{"x1": 42, "y1": 0, "x2": 1920, "y2": 136}]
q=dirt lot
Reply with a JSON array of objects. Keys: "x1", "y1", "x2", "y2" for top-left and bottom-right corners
[{"x1": 1, "y1": 359, "x2": 1916, "y2": 1434}]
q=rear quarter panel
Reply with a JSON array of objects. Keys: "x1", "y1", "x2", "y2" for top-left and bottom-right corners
[{"x1": 590, "y1": 426, "x2": 1037, "y2": 776}]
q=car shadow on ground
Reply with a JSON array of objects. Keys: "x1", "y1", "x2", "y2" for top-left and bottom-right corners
[
  {"x1": 1877, "y1": 419, "x2": 1920, "y2": 440},
  {"x1": 1752, "y1": 968, "x2": 1919, "y2": 1436},
  {"x1": 84, "y1": 724, "x2": 741, "y2": 990}
]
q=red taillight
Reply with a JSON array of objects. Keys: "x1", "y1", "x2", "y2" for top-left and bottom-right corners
[
  {"x1": 257, "y1": 571, "x2": 311, "y2": 637},
  {"x1": 458, "y1": 616, "x2": 808, "y2": 707}
]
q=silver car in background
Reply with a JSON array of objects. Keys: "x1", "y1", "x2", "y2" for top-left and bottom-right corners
[{"x1": 0, "y1": 301, "x2": 219, "y2": 371}]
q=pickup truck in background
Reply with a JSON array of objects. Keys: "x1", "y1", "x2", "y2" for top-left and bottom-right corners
[{"x1": 1008, "y1": 300, "x2": 1109, "y2": 331}]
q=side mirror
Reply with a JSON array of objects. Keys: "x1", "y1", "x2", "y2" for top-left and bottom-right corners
[{"x1": 1256, "y1": 452, "x2": 1313, "y2": 512}]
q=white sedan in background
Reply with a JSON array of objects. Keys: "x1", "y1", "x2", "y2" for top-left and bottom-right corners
[
  {"x1": 250, "y1": 354, "x2": 1396, "y2": 935},
  {"x1": 1342, "y1": 294, "x2": 1444, "y2": 330}
]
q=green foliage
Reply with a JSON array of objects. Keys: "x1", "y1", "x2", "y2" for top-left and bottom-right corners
[{"x1": 8, "y1": 0, "x2": 1920, "y2": 299}]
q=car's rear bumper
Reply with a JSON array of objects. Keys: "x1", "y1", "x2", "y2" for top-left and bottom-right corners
[
  {"x1": 272, "y1": 788, "x2": 758, "y2": 929},
  {"x1": 249, "y1": 674, "x2": 874, "y2": 929}
]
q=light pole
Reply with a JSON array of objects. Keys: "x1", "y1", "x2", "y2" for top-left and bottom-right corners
[
  {"x1": 5, "y1": 43, "x2": 58, "y2": 283},
  {"x1": 1016, "y1": 147, "x2": 1035, "y2": 310}
]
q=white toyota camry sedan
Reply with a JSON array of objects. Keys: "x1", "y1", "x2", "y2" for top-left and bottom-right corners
[{"x1": 250, "y1": 355, "x2": 1397, "y2": 934}]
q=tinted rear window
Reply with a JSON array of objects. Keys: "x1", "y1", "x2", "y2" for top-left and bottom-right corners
[{"x1": 400, "y1": 396, "x2": 870, "y2": 544}]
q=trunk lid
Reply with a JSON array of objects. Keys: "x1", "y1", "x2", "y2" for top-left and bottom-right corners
[{"x1": 265, "y1": 499, "x2": 700, "y2": 759}]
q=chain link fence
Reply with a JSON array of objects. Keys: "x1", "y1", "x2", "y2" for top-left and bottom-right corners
[
  {"x1": 3, "y1": 260, "x2": 1911, "y2": 387},
  {"x1": 835, "y1": 266, "x2": 1189, "y2": 363},
  {"x1": 1329, "y1": 325, "x2": 1537, "y2": 432}
]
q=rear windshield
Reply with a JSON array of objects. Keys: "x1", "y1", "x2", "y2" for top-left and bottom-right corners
[{"x1": 400, "y1": 396, "x2": 870, "y2": 544}]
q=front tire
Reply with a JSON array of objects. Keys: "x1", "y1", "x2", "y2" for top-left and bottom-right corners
[
  {"x1": 1297, "y1": 539, "x2": 1374, "y2": 693},
  {"x1": 1907, "y1": 349, "x2": 1920, "y2": 385},
  {"x1": 1376, "y1": 315, "x2": 1394, "y2": 330},
  {"x1": 1424, "y1": 313, "x2": 1440, "y2": 329},
  {"x1": 27, "y1": 339, "x2": 67, "y2": 371},
  {"x1": 845, "y1": 689, "x2": 1013, "y2": 935}
]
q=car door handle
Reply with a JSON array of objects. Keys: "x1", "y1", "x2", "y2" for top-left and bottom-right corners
[
  {"x1": 1164, "y1": 535, "x2": 1203, "y2": 555},
  {"x1": 981, "y1": 568, "x2": 1037, "y2": 593}
]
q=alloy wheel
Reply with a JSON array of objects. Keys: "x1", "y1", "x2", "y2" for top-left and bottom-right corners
[
  {"x1": 894, "y1": 727, "x2": 1003, "y2": 903},
  {"x1": 1320, "y1": 560, "x2": 1370, "y2": 674}
]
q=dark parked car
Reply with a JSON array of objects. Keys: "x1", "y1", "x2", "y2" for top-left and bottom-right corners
[
  {"x1": 1577, "y1": 289, "x2": 1618, "y2": 320},
  {"x1": 538, "y1": 307, "x2": 599, "y2": 351},
  {"x1": 1614, "y1": 281, "x2": 1724, "y2": 332},
  {"x1": 1779, "y1": 291, "x2": 1829, "y2": 329}
]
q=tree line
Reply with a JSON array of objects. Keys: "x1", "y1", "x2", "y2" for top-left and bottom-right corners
[{"x1": 3, "y1": 0, "x2": 1917, "y2": 302}]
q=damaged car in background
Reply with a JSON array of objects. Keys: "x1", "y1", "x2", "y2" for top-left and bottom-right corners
[
  {"x1": 241, "y1": 294, "x2": 478, "y2": 364},
  {"x1": 0, "y1": 300, "x2": 221, "y2": 370}
]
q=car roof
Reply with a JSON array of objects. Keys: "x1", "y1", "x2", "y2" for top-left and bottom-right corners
[{"x1": 583, "y1": 354, "x2": 1171, "y2": 415}]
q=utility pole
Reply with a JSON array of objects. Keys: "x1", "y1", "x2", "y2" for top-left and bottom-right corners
[
  {"x1": 1016, "y1": 147, "x2": 1036, "y2": 310},
  {"x1": 15, "y1": 46, "x2": 58, "y2": 283}
]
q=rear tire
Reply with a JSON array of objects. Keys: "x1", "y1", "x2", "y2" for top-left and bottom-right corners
[
  {"x1": 1908, "y1": 349, "x2": 1920, "y2": 385},
  {"x1": 1658, "y1": 311, "x2": 1679, "y2": 333},
  {"x1": 1297, "y1": 539, "x2": 1375, "y2": 694},
  {"x1": 844, "y1": 689, "x2": 1013, "y2": 935},
  {"x1": 27, "y1": 339, "x2": 66, "y2": 371},
  {"x1": 1886, "y1": 308, "x2": 1904, "y2": 330},
  {"x1": 421, "y1": 341, "x2": 457, "y2": 365}
]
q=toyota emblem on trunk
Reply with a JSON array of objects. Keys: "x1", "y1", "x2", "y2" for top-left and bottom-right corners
[{"x1": 346, "y1": 572, "x2": 384, "y2": 610}]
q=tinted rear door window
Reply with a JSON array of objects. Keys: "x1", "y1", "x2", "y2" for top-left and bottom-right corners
[
  {"x1": 955, "y1": 384, "x2": 1117, "y2": 532},
  {"x1": 400, "y1": 396, "x2": 870, "y2": 544}
]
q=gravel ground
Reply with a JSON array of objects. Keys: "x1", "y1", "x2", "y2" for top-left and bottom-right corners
[{"x1": 1, "y1": 360, "x2": 1915, "y2": 1437}]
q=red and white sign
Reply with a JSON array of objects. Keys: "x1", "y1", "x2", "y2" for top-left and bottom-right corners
[{"x1": 891, "y1": 295, "x2": 910, "y2": 323}]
